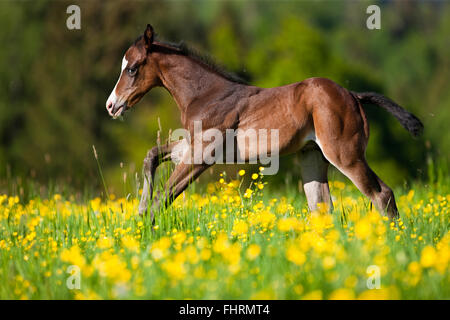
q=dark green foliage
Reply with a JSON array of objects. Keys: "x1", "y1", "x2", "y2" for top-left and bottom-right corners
[{"x1": 0, "y1": 0, "x2": 448, "y2": 192}]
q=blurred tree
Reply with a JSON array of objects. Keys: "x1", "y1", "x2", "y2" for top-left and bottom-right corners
[{"x1": 0, "y1": 0, "x2": 447, "y2": 193}]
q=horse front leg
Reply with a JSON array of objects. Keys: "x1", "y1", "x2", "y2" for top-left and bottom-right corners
[
  {"x1": 138, "y1": 141, "x2": 179, "y2": 216},
  {"x1": 147, "y1": 162, "x2": 210, "y2": 223}
]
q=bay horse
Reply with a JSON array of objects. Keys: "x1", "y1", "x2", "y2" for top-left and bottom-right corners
[{"x1": 106, "y1": 24, "x2": 423, "y2": 221}]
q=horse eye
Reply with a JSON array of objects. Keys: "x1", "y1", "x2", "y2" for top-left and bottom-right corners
[{"x1": 127, "y1": 67, "x2": 137, "y2": 76}]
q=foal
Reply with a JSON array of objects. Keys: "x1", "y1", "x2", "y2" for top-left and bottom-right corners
[{"x1": 106, "y1": 25, "x2": 423, "y2": 221}]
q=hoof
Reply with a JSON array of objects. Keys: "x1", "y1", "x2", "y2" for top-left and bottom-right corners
[{"x1": 138, "y1": 207, "x2": 146, "y2": 217}]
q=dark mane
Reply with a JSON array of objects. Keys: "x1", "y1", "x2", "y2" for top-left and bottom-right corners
[{"x1": 134, "y1": 35, "x2": 247, "y2": 84}]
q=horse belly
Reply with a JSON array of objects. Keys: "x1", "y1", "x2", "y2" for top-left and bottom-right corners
[{"x1": 235, "y1": 116, "x2": 308, "y2": 161}]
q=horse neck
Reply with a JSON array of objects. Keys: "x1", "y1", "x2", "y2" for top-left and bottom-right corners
[{"x1": 154, "y1": 51, "x2": 238, "y2": 117}]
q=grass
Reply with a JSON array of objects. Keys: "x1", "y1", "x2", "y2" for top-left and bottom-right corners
[{"x1": 0, "y1": 164, "x2": 449, "y2": 300}]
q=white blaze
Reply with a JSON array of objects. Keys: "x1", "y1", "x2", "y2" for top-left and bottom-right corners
[{"x1": 106, "y1": 56, "x2": 128, "y2": 110}]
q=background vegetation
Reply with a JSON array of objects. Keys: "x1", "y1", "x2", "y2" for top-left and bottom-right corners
[
  {"x1": 0, "y1": 0, "x2": 449, "y2": 301},
  {"x1": 0, "y1": 0, "x2": 448, "y2": 196}
]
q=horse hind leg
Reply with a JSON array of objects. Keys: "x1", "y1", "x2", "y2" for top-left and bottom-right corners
[
  {"x1": 299, "y1": 141, "x2": 333, "y2": 212},
  {"x1": 316, "y1": 138, "x2": 399, "y2": 219},
  {"x1": 309, "y1": 84, "x2": 399, "y2": 219},
  {"x1": 340, "y1": 161, "x2": 398, "y2": 219},
  {"x1": 353, "y1": 162, "x2": 399, "y2": 219}
]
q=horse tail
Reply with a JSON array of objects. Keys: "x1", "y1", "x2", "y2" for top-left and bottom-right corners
[{"x1": 352, "y1": 91, "x2": 424, "y2": 137}]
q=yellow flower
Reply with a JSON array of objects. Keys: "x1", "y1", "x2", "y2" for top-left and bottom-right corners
[
  {"x1": 150, "y1": 237, "x2": 171, "y2": 261},
  {"x1": 60, "y1": 245, "x2": 86, "y2": 268},
  {"x1": 238, "y1": 170, "x2": 245, "y2": 176},
  {"x1": 74, "y1": 290, "x2": 101, "y2": 300},
  {"x1": 420, "y1": 246, "x2": 437, "y2": 268},
  {"x1": 333, "y1": 181, "x2": 345, "y2": 191},
  {"x1": 185, "y1": 245, "x2": 199, "y2": 264},
  {"x1": 213, "y1": 233, "x2": 230, "y2": 253},
  {"x1": 172, "y1": 231, "x2": 187, "y2": 245},
  {"x1": 244, "y1": 188, "x2": 253, "y2": 198},
  {"x1": 355, "y1": 218, "x2": 371, "y2": 240},
  {"x1": 232, "y1": 220, "x2": 249, "y2": 235},
  {"x1": 250, "y1": 290, "x2": 274, "y2": 300},
  {"x1": 357, "y1": 286, "x2": 400, "y2": 300},
  {"x1": 223, "y1": 243, "x2": 242, "y2": 266},
  {"x1": 92, "y1": 251, "x2": 131, "y2": 283},
  {"x1": 286, "y1": 244, "x2": 306, "y2": 266},
  {"x1": 406, "y1": 190, "x2": 415, "y2": 201},
  {"x1": 322, "y1": 256, "x2": 336, "y2": 270},
  {"x1": 408, "y1": 261, "x2": 421, "y2": 274},
  {"x1": 162, "y1": 260, "x2": 186, "y2": 280},
  {"x1": 246, "y1": 244, "x2": 261, "y2": 260},
  {"x1": 121, "y1": 236, "x2": 139, "y2": 253},
  {"x1": 302, "y1": 290, "x2": 322, "y2": 300},
  {"x1": 97, "y1": 237, "x2": 114, "y2": 249},
  {"x1": 200, "y1": 249, "x2": 211, "y2": 260},
  {"x1": 278, "y1": 217, "x2": 302, "y2": 232},
  {"x1": 329, "y1": 288, "x2": 355, "y2": 300},
  {"x1": 251, "y1": 173, "x2": 259, "y2": 180},
  {"x1": 90, "y1": 197, "x2": 101, "y2": 212},
  {"x1": 316, "y1": 202, "x2": 330, "y2": 214}
]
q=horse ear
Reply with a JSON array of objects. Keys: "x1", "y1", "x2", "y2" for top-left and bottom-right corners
[{"x1": 144, "y1": 24, "x2": 154, "y2": 49}]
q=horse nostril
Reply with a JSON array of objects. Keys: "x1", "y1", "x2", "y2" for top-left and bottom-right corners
[{"x1": 107, "y1": 102, "x2": 113, "y2": 110}]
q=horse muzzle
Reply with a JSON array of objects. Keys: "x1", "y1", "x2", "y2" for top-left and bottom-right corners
[{"x1": 106, "y1": 98, "x2": 127, "y2": 119}]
